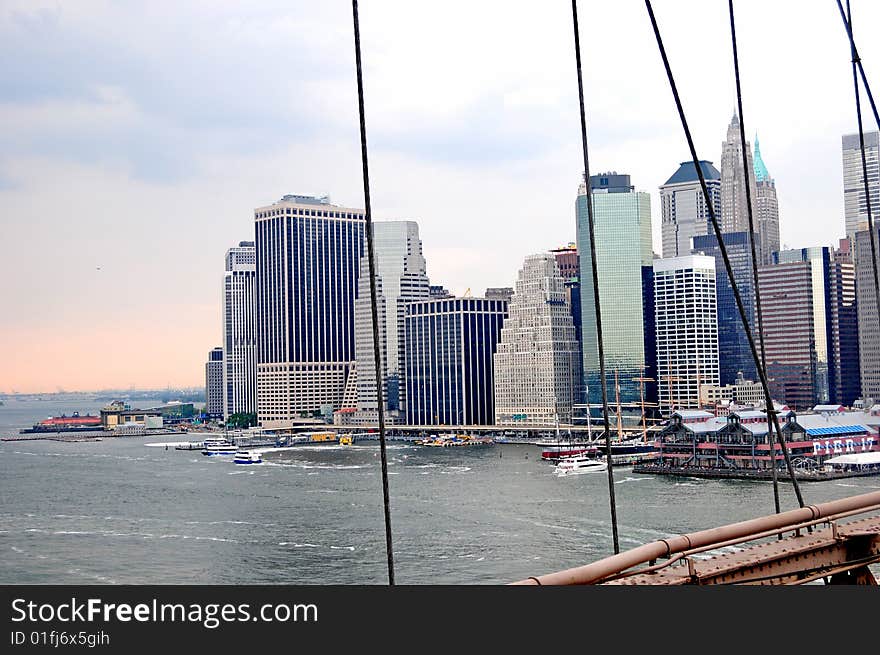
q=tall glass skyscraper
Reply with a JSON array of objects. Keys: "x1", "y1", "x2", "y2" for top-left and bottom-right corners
[
  {"x1": 843, "y1": 131, "x2": 879, "y2": 240},
  {"x1": 405, "y1": 297, "x2": 507, "y2": 426},
  {"x1": 254, "y1": 195, "x2": 365, "y2": 427},
  {"x1": 829, "y1": 239, "x2": 860, "y2": 406},
  {"x1": 223, "y1": 241, "x2": 257, "y2": 418},
  {"x1": 692, "y1": 231, "x2": 758, "y2": 386},
  {"x1": 353, "y1": 221, "x2": 430, "y2": 424},
  {"x1": 576, "y1": 173, "x2": 656, "y2": 406}
]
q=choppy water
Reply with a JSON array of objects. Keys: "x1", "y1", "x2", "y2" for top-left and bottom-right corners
[{"x1": 2, "y1": 399, "x2": 879, "y2": 584}]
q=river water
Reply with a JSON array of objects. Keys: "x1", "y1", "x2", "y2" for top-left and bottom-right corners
[{"x1": 2, "y1": 398, "x2": 879, "y2": 584}]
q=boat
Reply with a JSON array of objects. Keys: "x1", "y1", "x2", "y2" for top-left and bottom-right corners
[
  {"x1": 339, "y1": 435, "x2": 354, "y2": 446},
  {"x1": 417, "y1": 434, "x2": 494, "y2": 447},
  {"x1": 234, "y1": 450, "x2": 263, "y2": 464},
  {"x1": 554, "y1": 455, "x2": 608, "y2": 476},
  {"x1": 202, "y1": 438, "x2": 237, "y2": 455}
]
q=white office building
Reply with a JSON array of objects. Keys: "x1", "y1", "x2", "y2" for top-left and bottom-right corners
[
  {"x1": 654, "y1": 255, "x2": 719, "y2": 415},
  {"x1": 353, "y1": 221, "x2": 430, "y2": 424},
  {"x1": 223, "y1": 241, "x2": 257, "y2": 418}
]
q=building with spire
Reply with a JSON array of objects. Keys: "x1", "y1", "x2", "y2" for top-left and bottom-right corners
[
  {"x1": 720, "y1": 112, "x2": 758, "y2": 237},
  {"x1": 753, "y1": 135, "x2": 781, "y2": 264},
  {"x1": 660, "y1": 160, "x2": 721, "y2": 258},
  {"x1": 493, "y1": 253, "x2": 581, "y2": 425}
]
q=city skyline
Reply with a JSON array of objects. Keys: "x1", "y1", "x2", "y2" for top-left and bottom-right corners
[{"x1": 2, "y1": 1, "x2": 880, "y2": 392}]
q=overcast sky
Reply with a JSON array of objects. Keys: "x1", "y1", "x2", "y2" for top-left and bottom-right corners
[{"x1": 1, "y1": 0, "x2": 878, "y2": 393}]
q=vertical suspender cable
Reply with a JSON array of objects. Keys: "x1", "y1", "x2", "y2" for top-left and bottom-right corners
[
  {"x1": 644, "y1": 0, "x2": 807, "y2": 508},
  {"x1": 727, "y1": 0, "x2": 781, "y2": 515},
  {"x1": 835, "y1": 0, "x2": 880, "y2": 132},
  {"x1": 844, "y1": 1, "x2": 880, "y2": 367},
  {"x1": 571, "y1": 0, "x2": 619, "y2": 555},
  {"x1": 351, "y1": 0, "x2": 396, "y2": 585}
]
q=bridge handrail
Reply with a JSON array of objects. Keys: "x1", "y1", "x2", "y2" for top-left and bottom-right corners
[{"x1": 511, "y1": 489, "x2": 880, "y2": 585}]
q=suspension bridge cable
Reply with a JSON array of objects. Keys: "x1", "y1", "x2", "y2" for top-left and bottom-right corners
[
  {"x1": 835, "y1": 0, "x2": 880, "y2": 132},
  {"x1": 351, "y1": 0, "x2": 396, "y2": 585},
  {"x1": 570, "y1": 0, "x2": 620, "y2": 555},
  {"x1": 644, "y1": 0, "x2": 806, "y2": 508},
  {"x1": 727, "y1": 0, "x2": 781, "y2": 515},
  {"x1": 845, "y1": 0, "x2": 880, "y2": 379}
]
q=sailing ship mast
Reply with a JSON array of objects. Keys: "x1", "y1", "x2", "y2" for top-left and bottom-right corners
[{"x1": 614, "y1": 369, "x2": 623, "y2": 440}]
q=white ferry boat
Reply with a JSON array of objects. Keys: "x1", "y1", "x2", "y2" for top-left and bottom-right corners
[
  {"x1": 234, "y1": 450, "x2": 263, "y2": 464},
  {"x1": 202, "y1": 438, "x2": 237, "y2": 456}
]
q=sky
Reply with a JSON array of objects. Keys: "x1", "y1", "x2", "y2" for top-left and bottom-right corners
[{"x1": 1, "y1": 0, "x2": 878, "y2": 393}]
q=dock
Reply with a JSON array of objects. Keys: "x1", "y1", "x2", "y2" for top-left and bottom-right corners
[{"x1": 632, "y1": 463, "x2": 880, "y2": 481}]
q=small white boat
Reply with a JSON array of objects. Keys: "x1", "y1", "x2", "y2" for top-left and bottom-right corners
[
  {"x1": 554, "y1": 456, "x2": 608, "y2": 476},
  {"x1": 234, "y1": 450, "x2": 263, "y2": 464}
]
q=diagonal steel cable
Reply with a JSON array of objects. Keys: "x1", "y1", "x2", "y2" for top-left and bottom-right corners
[{"x1": 351, "y1": 0, "x2": 396, "y2": 585}]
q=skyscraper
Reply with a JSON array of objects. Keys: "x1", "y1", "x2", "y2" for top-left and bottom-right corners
[
  {"x1": 353, "y1": 221, "x2": 430, "y2": 424},
  {"x1": 659, "y1": 160, "x2": 721, "y2": 258},
  {"x1": 577, "y1": 173, "x2": 656, "y2": 406},
  {"x1": 550, "y1": 242, "x2": 582, "y2": 363},
  {"x1": 205, "y1": 347, "x2": 224, "y2": 417},
  {"x1": 692, "y1": 231, "x2": 758, "y2": 386},
  {"x1": 720, "y1": 113, "x2": 757, "y2": 235},
  {"x1": 254, "y1": 194, "x2": 365, "y2": 427},
  {"x1": 653, "y1": 255, "x2": 719, "y2": 415},
  {"x1": 843, "y1": 131, "x2": 880, "y2": 240},
  {"x1": 828, "y1": 238, "x2": 860, "y2": 406},
  {"x1": 405, "y1": 297, "x2": 507, "y2": 426},
  {"x1": 759, "y1": 247, "x2": 832, "y2": 409},
  {"x1": 753, "y1": 136, "x2": 781, "y2": 265},
  {"x1": 855, "y1": 226, "x2": 880, "y2": 400},
  {"x1": 222, "y1": 241, "x2": 257, "y2": 419},
  {"x1": 493, "y1": 254, "x2": 581, "y2": 425},
  {"x1": 758, "y1": 246, "x2": 831, "y2": 407}
]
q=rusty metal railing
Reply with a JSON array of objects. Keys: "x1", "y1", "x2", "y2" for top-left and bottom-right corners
[{"x1": 511, "y1": 490, "x2": 880, "y2": 585}]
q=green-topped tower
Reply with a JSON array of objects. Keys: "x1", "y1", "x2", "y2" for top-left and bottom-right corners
[{"x1": 753, "y1": 134, "x2": 780, "y2": 264}]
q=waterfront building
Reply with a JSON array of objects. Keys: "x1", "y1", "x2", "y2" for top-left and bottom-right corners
[
  {"x1": 549, "y1": 242, "x2": 579, "y2": 279},
  {"x1": 855, "y1": 227, "x2": 880, "y2": 400},
  {"x1": 753, "y1": 136, "x2": 781, "y2": 265},
  {"x1": 405, "y1": 297, "x2": 507, "y2": 425},
  {"x1": 493, "y1": 254, "x2": 581, "y2": 425},
  {"x1": 757, "y1": 258, "x2": 824, "y2": 410},
  {"x1": 205, "y1": 347, "x2": 224, "y2": 417},
  {"x1": 222, "y1": 241, "x2": 257, "y2": 419},
  {"x1": 655, "y1": 409, "x2": 878, "y2": 471},
  {"x1": 353, "y1": 221, "x2": 430, "y2": 424},
  {"x1": 254, "y1": 194, "x2": 365, "y2": 427},
  {"x1": 551, "y1": 243, "x2": 582, "y2": 367},
  {"x1": 692, "y1": 231, "x2": 758, "y2": 385},
  {"x1": 843, "y1": 131, "x2": 880, "y2": 240},
  {"x1": 576, "y1": 172, "x2": 656, "y2": 406},
  {"x1": 720, "y1": 113, "x2": 757, "y2": 235},
  {"x1": 659, "y1": 161, "x2": 721, "y2": 258},
  {"x1": 653, "y1": 255, "x2": 719, "y2": 415},
  {"x1": 829, "y1": 239, "x2": 861, "y2": 406}
]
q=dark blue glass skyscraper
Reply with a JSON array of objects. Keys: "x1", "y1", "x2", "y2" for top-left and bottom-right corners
[
  {"x1": 692, "y1": 231, "x2": 758, "y2": 386},
  {"x1": 254, "y1": 194, "x2": 365, "y2": 427},
  {"x1": 405, "y1": 297, "x2": 507, "y2": 425}
]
